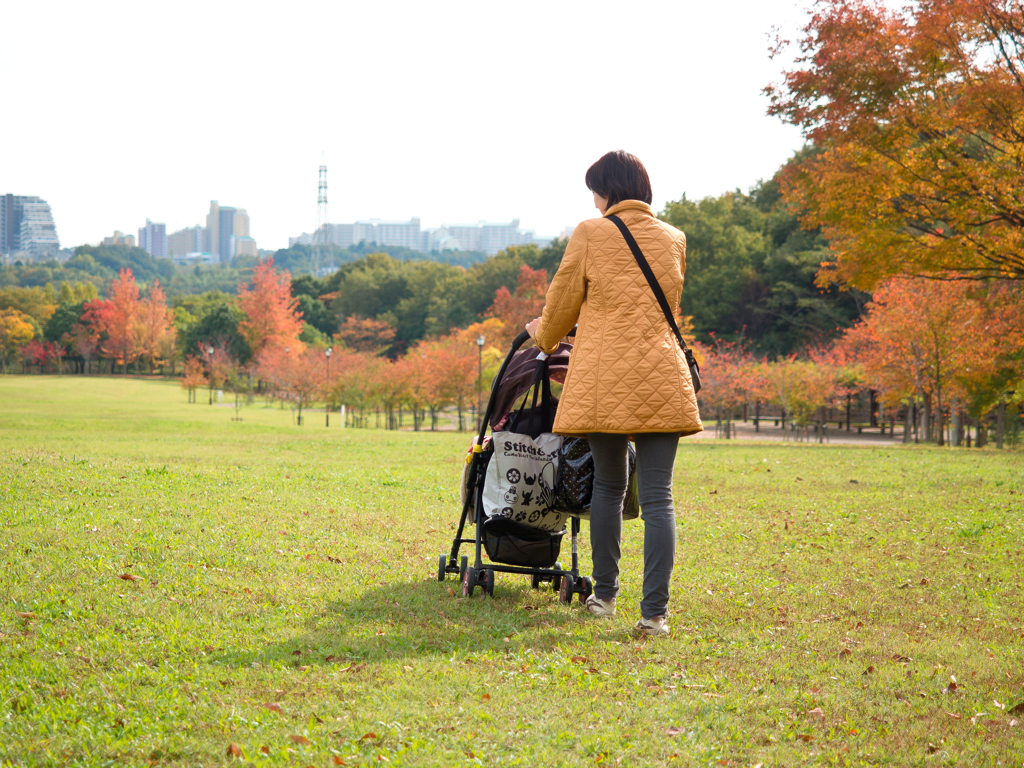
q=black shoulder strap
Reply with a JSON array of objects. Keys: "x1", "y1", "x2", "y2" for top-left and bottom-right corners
[{"x1": 606, "y1": 213, "x2": 691, "y2": 356}]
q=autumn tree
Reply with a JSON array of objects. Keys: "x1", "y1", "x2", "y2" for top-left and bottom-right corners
[
  {"x1": 0, "y1": 308, "x2": 35, "y2": 374},
  {"x1": 694, "y1": 337, "x2": 760, "y2": 438},
  {"x1": 767, "y1": 0, "x2": 1024, "y2": 286},
  {"x1": 336, "y1": 316, "x2": 396, "y2": 355},
  {"x1": 137, "y1": 279, "x2": 176, "y2": 374},
  {"x1": 91, "y1": 269, "x2": 141, "y2": 375},
  {"x1": 485, "y1": 265, "x2": 549, "y2": 346},
  {"x1": 181, "y1": 355, "x2": 207, "y2": 403},
  {"x1": 238, "y1": 259, "x2": 304, "y2": 358}
]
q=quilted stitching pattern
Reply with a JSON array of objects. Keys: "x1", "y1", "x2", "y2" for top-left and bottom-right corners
[{"x1": 536, "y1": 200, "x2": 703, "y2": 437}]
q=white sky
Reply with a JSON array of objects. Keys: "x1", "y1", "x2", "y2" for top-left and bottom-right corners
[{"x1": 1, "y1": 0, "x2": 808, "y2": 251}]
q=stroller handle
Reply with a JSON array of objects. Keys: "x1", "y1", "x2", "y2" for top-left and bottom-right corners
[{"x1": 474, "y1": 325, "x2": 576, "y2": 447}]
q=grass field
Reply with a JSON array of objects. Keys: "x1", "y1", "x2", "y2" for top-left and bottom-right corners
[{"x1": 1, "y1": 375, "x2": 1023, "y2": 767}]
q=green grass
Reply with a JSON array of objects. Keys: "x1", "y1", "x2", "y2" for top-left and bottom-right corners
[{"x1": 1, "y1": 375, "x2": 1023, "y2": 767}]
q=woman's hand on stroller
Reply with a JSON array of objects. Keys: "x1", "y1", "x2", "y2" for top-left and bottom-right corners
[{"x1": 525, "y1": 317, "x2": 541, "y2": 339}]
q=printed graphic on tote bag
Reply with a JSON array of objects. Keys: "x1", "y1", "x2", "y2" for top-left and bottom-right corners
[{"x1": 482, "y1": 432, "x2": 566, "y2": 532}]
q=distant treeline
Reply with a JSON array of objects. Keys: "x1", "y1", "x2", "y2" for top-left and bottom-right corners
[{"x1": 0, "y1": 155, "x2": 871, "y2": 356}]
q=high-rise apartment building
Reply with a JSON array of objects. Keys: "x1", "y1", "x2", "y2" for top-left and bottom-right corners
[
  {"x1": 205, "y1": 201, "x2": 253, "y2": 261},
  {"x1": 1, "y1": 194, "x2": 59, "y2": 260},
  {"x1": 167, "y1": 225, "x2": 206, "y2": 258},
  {"x1": 288, "y1": 217, "x2": 539, "y2": 255},
  {"x1": 138, "y1": 219, "x2": 167, "y2": 258}
]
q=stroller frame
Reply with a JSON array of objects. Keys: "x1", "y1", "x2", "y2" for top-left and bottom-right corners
[{"x1": 438, "y1": 330, "x2": 592, "y2": 603}]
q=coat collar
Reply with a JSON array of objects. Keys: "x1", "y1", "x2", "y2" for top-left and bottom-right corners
[{"x1": 604, "y1": 200, "x2": 654, "y2": 218}]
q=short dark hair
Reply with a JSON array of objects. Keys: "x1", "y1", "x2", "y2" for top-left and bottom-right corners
[{"x1": 585, "y1": 151, "x2": 653, "y2": 208}]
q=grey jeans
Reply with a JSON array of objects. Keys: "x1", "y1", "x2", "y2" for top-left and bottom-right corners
[{"x1": 587, "y1": 432, "x2": 680, "y2": 619}]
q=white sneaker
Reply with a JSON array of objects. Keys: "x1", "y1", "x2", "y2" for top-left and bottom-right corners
[
  {"x1": 584, "y1": 594, "x2": 616, "y2": 618},
  {"x1": 635, "y1": 615, "x2": 669, "y2": 636}
]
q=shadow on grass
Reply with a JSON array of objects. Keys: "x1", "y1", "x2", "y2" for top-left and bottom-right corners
[{"x1": 230, "y1": 576, "x2": 589, "y2": 669}]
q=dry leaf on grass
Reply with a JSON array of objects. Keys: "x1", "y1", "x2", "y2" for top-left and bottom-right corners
[
  {"x1": 1007, "y1": 701, "x2": 1024, "y2": 715},
  {"x1": 118, "y1": 574, "x2": 143, "y2": 582},
  {"x1": 263, "y1": 702, "x2": 284, "y2": 714},
  {"x1": 360, "y1": 732, "x2": 377, "y2": 741},
  {"x1": 15, "y1": 612, "x2": 36, "y2": 620},
  {"x1": 226, "y1": 743, "x2": 242, "y2": 758},
  {"x1": 481, "y1": 693, "x2": 491, "y2": 701},
  {"x1": 333, "y1": 758, "x2": 346, "y2": 766},
  {"x1": 289, "y1": 734, "x2": 310, "y2": 745},
  {"x1": 666, "y1": 726, "x2": 685, "y2": 736},
  {"x1": 796, "y1": 734, "x2": 814, "y2": 743}
]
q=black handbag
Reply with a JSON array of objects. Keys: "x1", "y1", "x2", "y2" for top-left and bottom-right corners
[
  {"x1": 606, "y1": 214, "x2": 702, "y2": 394},
  {"x1": 555, "y1": 437, "x2": 641, "y2": 520}
]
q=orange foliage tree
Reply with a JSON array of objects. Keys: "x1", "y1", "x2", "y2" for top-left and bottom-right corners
[
  {"x1": 485, "y1": 265, "x2": 549, "y2": 346},
  {"x1": 842, "y1": 278, "x2": 1023, "y2": 444},
  {"x1": 336, "y1": 316, "x2": 397, "y2": 355},
  {"x1": 137, "y1": 279, "x2": 176, "y2": 374},
  {"x1": 181, "y1": 355, "x2": 208, "y2": 403},
  {"x1": 694, "y1": 337, "x2": 760, "y2": 438},
  {"x1": 238, "y1": 259, "x2": 304, "y2": 358},
  {"x1": 767, "y1": 0, "x2": 1024, "y2": 286},
  {"x1": 94, "y1": 269, "x2": 141, "y2": 374}
]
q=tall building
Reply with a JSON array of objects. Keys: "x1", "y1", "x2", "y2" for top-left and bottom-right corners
[
  {"x1": 205, "y1": 201, "x2": 253, "y2": 261},
  {"x1": 138, "y1": 219, "x2": 167, "y2": 258},
  {"x1": 2, "y1": 194, "x2": 59, "y2": 260},
  {"x1": 167, "y1": 225, "x2": 206, "y2": 258}
]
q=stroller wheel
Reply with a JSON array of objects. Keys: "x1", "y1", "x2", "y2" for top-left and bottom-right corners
[
  {"x1": 462, "y1": 567, "x2": 478, "y2": 598},
  {"x1": 459, "y1": 555, "x2": 468, "y2": 583},
  {"x1": 579, "y1": 576, "x2": 593, "y2": 602},
  {"x1": 530, "y1": 573, "x2": 542, "y2": 590},
  {"x1": 437, "y1": 554, "x2": 447, "y2": 582},
  {"x1": 482, "y1": 569, "x2": 496, "y2": 597},
  {"x1": 559, "y1": 573, "x2": 575, "y2": 604}
]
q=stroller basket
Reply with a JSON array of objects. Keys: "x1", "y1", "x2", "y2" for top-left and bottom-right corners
[{"x1": 483, "y1": 518, "x2": 563, "y2": 568}]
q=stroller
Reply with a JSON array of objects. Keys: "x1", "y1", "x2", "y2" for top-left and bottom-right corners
[{"x1": 437, "y1": 329, "x2": 594, "y2": 603}]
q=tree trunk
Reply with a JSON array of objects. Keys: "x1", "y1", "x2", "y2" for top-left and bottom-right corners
[
  {"x1": 976, "y1": 416, "x2": 987, "y2": 448},
  {"x1": 922, "y1": 393, "x2": 931, "y2": 442},
  {"x1": 952, "y1": 402, "x2": 962, "y2": 447},
  {"x1": 996, "y1": 401, "x2": 1005, "y2": 449},
  {"x1": 903, "y1": 402, "x2": 912, "y2": 443}
]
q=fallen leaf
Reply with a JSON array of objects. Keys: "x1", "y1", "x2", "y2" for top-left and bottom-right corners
[
  {"x1": 946, "y1": 711, "x2": 961, "y2": 719},
  {"x1": 571, "y1": 655, "x2": 589, "y2": 664},
  {"x1": 360, "y1": 732, "x2": 377, "y2": 741},
  {"x1": 920, "y1": 577, "x2": 931, "y2": 585},
  {"x1": 666, "y1": 726, "x2": 685, "y2": 736},
  {"x1": 897, "y1": 582, "x2": 910, "y2": 589},
  {"x1": 807, "y1": 707, "x2": 825, "y2": 718},
  {"x1": 289, "y1": 734, "x2": 310, "y2": 745},
  {"x1": 796, "y1": 734, "x2": 814, "y2": 743},
  {"x1": 263, "y1": 702, "x2": 284, "y2": 714},
  {"x1": 946, "y1": 682, "x2": 958, "y2": 692},
  {"x1": 292, "y1": 649, "x2": 302, "y2": 656},
  {"x1": 402, "y1": 665, "x2": 413, "y2": 671},
  {"x1": 260, "y1": 745, "x2": 270, "y2": 754},
  {"x1": 118, "y1": 574, "x2": 143, "y2": 582},
  {"x1": 333, "y1": 758, "x2": 346, "y2": 766},
  {"x1": 481, "y1": 693, "x2": 491, "y2": 701},
  {"x1": 1008, "y1": 701, "x2": 1024, "y2": 715},
  {"x1": 447, "y1": 587, "x2": 455, "y2": 597},
  {"x1": 709, "y1": 489, "x2": 718, "y2": 495},
  {"x1": 15, "y1": 612, "x2": 36, "y2": 620},
  {"x1": 226, "y1": 743, "x2": 242, "y2": 758},
  {"x1": 838, "y1": 648, "x2": 852, "y2": 659},
  {"x1": 327, "y1": 556, "x2": 342, "y2": 564},
  {"x1": 893, "y1": 654, "x2": 912, "y2": 663},
  {"x1": 849, "y1": 479, "x2": 859, "y2": 484}
]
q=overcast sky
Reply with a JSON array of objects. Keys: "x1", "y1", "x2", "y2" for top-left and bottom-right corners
[{"x1": 2, "y1": 0, "x2": 809, "y2": 250}]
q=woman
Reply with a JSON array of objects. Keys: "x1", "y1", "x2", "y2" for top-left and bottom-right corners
[{"x1": 526, "y1": 150, "x2": 702, "y2": 636}]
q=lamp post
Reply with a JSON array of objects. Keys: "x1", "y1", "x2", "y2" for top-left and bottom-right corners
[
  {"x1": 476, "y1": 335, "x2": 485, "y2": 430},
  {"x1": 325, "y1": 347, "x2": 332, "y2": 427},
  {"x1": 206, "y1": 344, "x2": 215, "y2": 405}
]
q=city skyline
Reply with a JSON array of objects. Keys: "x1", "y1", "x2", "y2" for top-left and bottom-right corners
[{"x1": 1, "y1": 1, "x2": 805, "y2": 250}]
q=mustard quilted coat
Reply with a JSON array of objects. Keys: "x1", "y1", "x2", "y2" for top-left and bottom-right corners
[{"x1": 534, "y1": 200, "x2": 703, "y2": 437}]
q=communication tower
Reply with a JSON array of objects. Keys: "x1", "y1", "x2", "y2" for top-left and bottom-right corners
[{"x1": 313, "y1": 161, "x2": 329, "y2": 275}]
